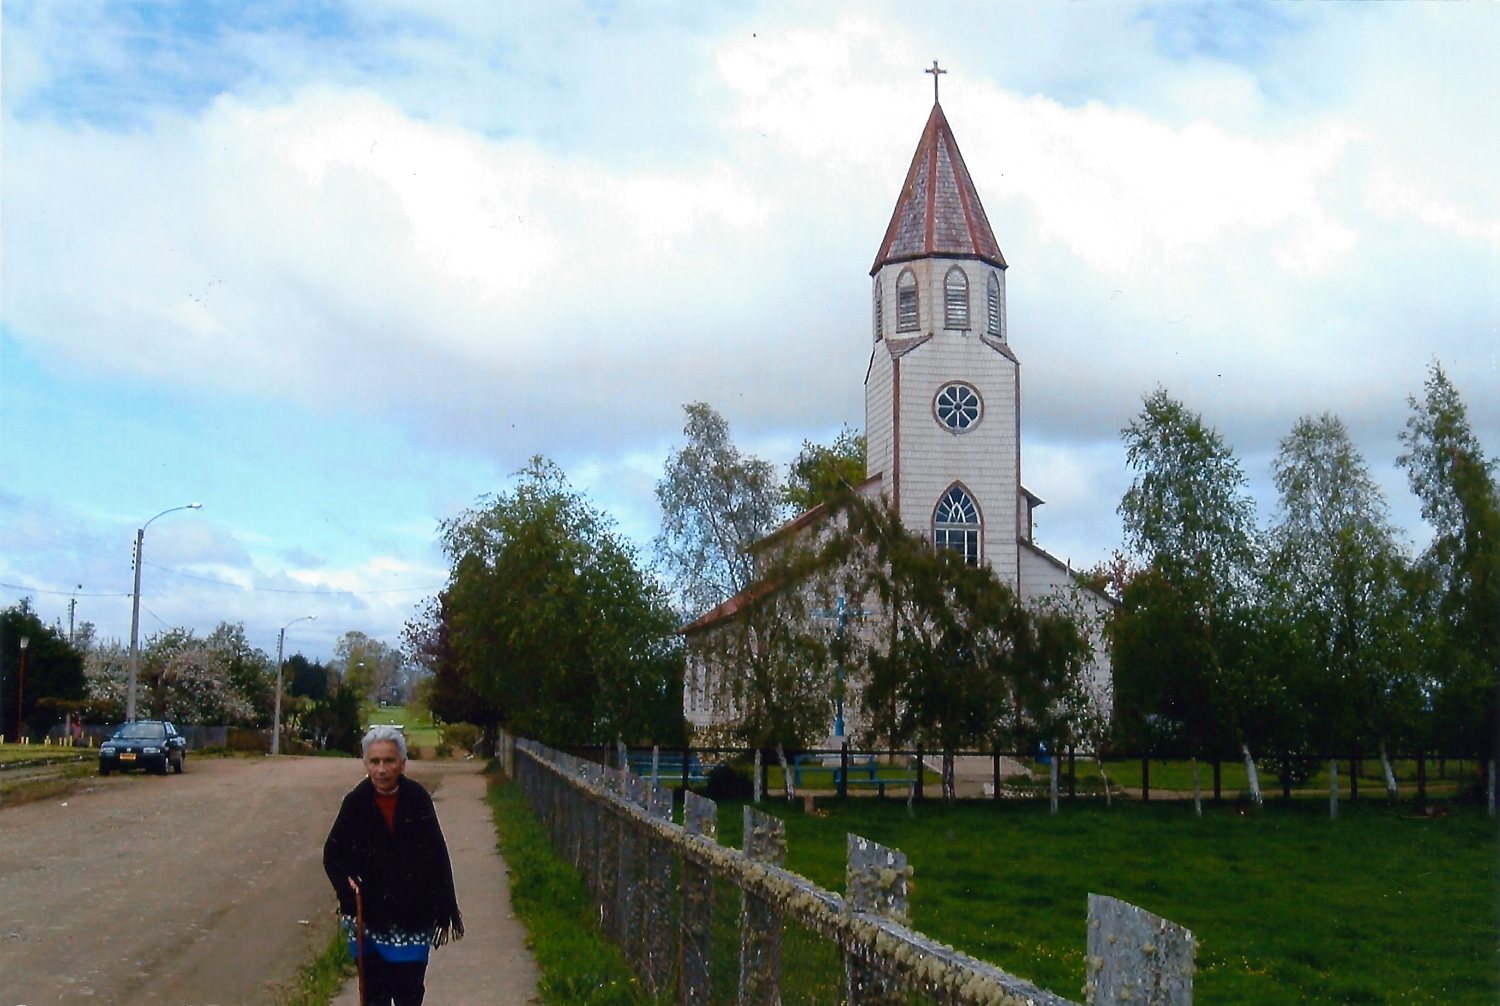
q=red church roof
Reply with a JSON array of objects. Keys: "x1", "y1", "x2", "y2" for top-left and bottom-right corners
[{"x1": 870, "y1": 103, "x2": 1006, "y2": 275}]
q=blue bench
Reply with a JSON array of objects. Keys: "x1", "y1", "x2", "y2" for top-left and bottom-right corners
[
  {"x1": 625, "y1": 752, "x2": 708, "y2": 785},
  {"x1": 792, "y1": 754, "x2": 911, "y2": 795}
]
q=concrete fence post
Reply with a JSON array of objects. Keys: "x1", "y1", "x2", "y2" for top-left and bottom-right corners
[
  {"x1": 739, "y1": 805, "x2": 785, "y2": 1006},
  {"x1": 681, "y1": 791, "x2": 718, "y2": 1006},
  {"x1": 1086, "y1": 894, "x2": 1194, "y2": 1006},
  {"x1": 643, "y1": 782, "x2": 675, "y2": 997},
  {"x1": 845, "y1": 834, "x2": 910, "y2": 1006}
]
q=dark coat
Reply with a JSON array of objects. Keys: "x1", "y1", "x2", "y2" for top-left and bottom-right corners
[{"x1": 323, "y1": 775, "x2": 463, "y2": 945}]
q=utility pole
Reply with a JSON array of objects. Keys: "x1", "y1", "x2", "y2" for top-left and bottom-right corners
[
  {"x1": 127, "y1": 504, "x2": 201, "y2": 722},
  {"x1": 273, "y1": 615, "x2": 316, "y2": 755},
  {"x1": 16, "y1": 637, "x2": 30, "y2": 743},
  {"x1": 69, "y1": 584, "x2": 81, "y2": 644}
]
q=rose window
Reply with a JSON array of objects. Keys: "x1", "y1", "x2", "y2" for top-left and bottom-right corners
[{"x1": 935, "y1": 383, "x2": 981, "y2": 431}]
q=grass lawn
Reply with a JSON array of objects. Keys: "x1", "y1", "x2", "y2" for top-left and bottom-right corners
[
  {"x1": 704, "y1": 794, "x2": 1497, "y2": 1006},
  {"x1": 363, "y1": 704, "x2": 443, "y2": 748}
]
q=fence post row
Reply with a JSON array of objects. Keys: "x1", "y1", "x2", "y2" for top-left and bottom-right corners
[{"x1": 511, "y1": 738, "x2": 1194, "y2": 1006}]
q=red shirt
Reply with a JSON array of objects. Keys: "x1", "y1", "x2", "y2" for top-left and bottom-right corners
[{"x1": 374, "y1": 789, "x2": 399, "y2": 833}]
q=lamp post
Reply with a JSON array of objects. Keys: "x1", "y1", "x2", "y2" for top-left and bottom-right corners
[
  {"x1": 127, "y1": 503, "x2": 202, "y2": 722},
  {"x1": 16, "y1": 636, "x2": 30, "y2": 743},
  {"x1": 272, "y1": 615, "x2": 316, "y2": 755}
]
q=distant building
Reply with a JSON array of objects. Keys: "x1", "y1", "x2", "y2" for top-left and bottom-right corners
[{"x1": 684, "y1": 89, "x2": 1113, "y2": 744}]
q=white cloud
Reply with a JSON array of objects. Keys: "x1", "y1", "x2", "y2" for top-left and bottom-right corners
[{"x1": 3, "y1": 2, "x2": 1495, "y2": 603}]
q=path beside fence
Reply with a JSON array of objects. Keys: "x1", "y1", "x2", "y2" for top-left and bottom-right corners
[{"x1": 332, "y1": 766, "x2": 538, "y2": 1006}]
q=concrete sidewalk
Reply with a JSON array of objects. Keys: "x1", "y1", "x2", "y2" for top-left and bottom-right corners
[{"x1": 333, "y1": 765, "x2": 538, "y2": 1006}]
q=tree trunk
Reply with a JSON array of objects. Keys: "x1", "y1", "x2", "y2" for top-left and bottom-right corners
[
  {"x1": 1096, "y1": 753, "x2": 1113, "y2": 808},
  {"x1": 1281, "y1": 751, "x2": 1292, "y2": 801},
  {"x1": 1142, "y1": 756, "x2": 1150, "y2": 802},
  {"x1": 1212, "y1": 759, "x2": 1222, "y2": 803},
  {"x1": 1350, "y1": 757, "x2": 1358, "y2": 801},
  {"x1": 1329, "y1": 759, "x2": 1339, "y2": 819},
  {"x1": 1242, "y1": 744, "x2": 1263, "y2": 806},
  {"x1": 1050, "y1": 749, "x2": 1060, "y2": 814},
  {"x1": 776, "y1": 744, "x2": 794, "y2": 801},
  {"x1": 1417, "y1": 750, "x2": 1426, "y2": 803},
  {"x1": 1380, "y1": 743, "x2": 1398, "y2": 799},
  {"x1": 943, "y1": 748, "x2": 956, "y2": 803},
  {"x1": 1192, "y1": 758, "x2": 1202, "y2": 817}
]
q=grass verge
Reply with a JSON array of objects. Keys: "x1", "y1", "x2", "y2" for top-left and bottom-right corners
[
  {"x1": 282, "y1": 928, "x2": 355, "y2": 1006},
  {"x1": 487, "y1": 772, "x2": 647, "y2": 1006}
]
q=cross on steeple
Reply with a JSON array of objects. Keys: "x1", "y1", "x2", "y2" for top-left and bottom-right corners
[{"x1": 926, "y1": 60, "x2": 946, "y2": 104}]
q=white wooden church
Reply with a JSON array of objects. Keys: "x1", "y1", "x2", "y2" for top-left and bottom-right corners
[{"x1": 684, "y1": 85, "x2": 1113, "y2": 744}]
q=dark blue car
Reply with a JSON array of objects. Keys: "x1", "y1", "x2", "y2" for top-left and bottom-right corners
[{"x1": 99, "y1": 720, "x2": 187, "y2": 775}]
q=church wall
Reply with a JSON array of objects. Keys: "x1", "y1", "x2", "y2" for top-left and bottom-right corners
[
  {"x1": 865, "y1": 346, "x2": 894, "y2": 488},
  {"x1": 868, "y1": 256, "x2": 1020, "y2": 589},
  {"x1": 1019, "y1": 543, "x2": 1114, "y2": 715}
]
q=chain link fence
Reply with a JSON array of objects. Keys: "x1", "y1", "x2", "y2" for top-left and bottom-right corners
[{"x1": 508, "y1": 735, "x2": 1194, "y2": 1006}]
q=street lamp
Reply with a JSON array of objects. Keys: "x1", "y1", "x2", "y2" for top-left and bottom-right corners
[
  {"x1": 127, "y1": 503, "x2": 203, "y2": 722},
  {"x1": 272, "y1": 615, "x2": 316, "y2": 755},
  {"x1": 16, "y1": 636, "x2": 29, "y2": 743}
]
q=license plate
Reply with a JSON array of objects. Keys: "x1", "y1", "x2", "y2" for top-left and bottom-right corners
[{"x1": 120, "y1": 753, "x2": 136, "y2": 761}]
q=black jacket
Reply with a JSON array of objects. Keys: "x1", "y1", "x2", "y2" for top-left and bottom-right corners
[{"x1": 323, "y1": 775, "x2": 464, "y2": 945}]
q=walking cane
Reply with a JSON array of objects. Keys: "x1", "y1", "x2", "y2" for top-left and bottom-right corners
[{"x1": 349, "y1": 877, "x2": 367, "y2": 1006}]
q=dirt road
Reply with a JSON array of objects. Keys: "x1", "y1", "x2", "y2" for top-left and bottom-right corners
[{"x1": 0, "y1": 754, "x2": 375, "y2": 1005}]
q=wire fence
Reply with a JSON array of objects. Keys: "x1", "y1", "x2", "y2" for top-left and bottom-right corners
[{"x1": 507, "y1": 734, "x2": 1196, "y2": 1006}]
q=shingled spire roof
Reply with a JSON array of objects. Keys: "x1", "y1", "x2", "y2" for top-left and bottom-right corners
[{"x1": 870, "y1": 102, "x2": 1006, "y2": 275}]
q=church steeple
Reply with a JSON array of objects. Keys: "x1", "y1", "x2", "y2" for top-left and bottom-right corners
[{"x1": 870, "y1": 102, "x2": 1006, "y2": 276}]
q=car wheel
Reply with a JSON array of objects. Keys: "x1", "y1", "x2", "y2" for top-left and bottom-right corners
[
  {"x1": 172, "y1": 753, "x2": 185, "y2": 774},
  {"x1": 100, "y1": 765, "x2": 112, "y2": 776},
  {"x1": 153, "y1": 757, "x2": 169, "y2": 776}
]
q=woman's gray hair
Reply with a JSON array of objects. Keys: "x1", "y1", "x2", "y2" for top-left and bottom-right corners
[{"x1": 361, "y1": 725, "x2": 407, "y2": 760}]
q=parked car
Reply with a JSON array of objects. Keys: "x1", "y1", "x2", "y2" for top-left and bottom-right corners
[{"x1": 99, "y1": 720, "x2": 187, "y2": 775}]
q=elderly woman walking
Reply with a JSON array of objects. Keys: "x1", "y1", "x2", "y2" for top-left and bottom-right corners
[{"x1": 324, "y1": 726, "x2": 464, "y2": 1006}]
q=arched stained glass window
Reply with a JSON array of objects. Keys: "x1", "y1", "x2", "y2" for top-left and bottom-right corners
[
  {"x1": 987, "y1": 272, "x2": 1003, "y2": 339},
  {"x1": 934, "y1": 485, "x2": 981, "y2": 566},
  {"x1": 945, "y1": 266, "x2": 969, "y2": 329},
  {"x1": 896, "y1": 269, "x2": 919, "y2": 332},
  {"x1": 874, "y1": 278, "x2": 884, "y2": 341}
]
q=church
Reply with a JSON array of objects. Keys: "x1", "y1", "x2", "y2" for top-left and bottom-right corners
[{"x1": 683, "y1": 77, "x2": 1113, "y2": 745}]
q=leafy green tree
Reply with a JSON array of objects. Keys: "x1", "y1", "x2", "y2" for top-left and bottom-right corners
[
  {"x1": 206, "y1": 622, "x2": 276, "y2": 725},
  {"x1": 784, "y1": 426, "x2": 866, "y2": 513},
  {"x1": 1112, "y1": 390, "x2": 1257, "y2": 760},
  {"x1": 283, "y1": 653, "x2": 331, "y2": 701},
  {"x1": 1267, "y1": 414, "x2": 1420, "y2": 760},
  {"x1": 301, "y1": 682, "x2": 364, "y2": 755},
  {"x1": 2, "y1": 600, "x2": 87, "y2": 740},
  {"x1": 655, "y1": 403, "x2": 784, "y2": 615},
  {"x1": 841, "y1": 496, "x2": 1092, "y2": 799},
  {"x1": 334, "y1": 631, "x2": 402, "y2": 705},
  {"x1": 1397, "y1": 362, "x2": 1499, "y2": 763},
  {"x1": 436, "y1": 457, "x2": 684, "y2": 747}
]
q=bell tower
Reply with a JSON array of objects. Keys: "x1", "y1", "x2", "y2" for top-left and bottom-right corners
[{"x1": 864, "y1": 89, "x2": 1023, "y2": 586}]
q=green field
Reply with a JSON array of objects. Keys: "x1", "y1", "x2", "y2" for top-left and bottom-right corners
[
  {"x1": 703, "y1": 794, "x2": 1497, "y2": 1006},
  {"x1": 363, "y1": 704, "x2": 442, "y2": 748}
]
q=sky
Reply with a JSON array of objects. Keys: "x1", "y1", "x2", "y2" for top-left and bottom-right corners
[{"x1": 2, "y1": 1, "x2": 1497, "y2": 662}]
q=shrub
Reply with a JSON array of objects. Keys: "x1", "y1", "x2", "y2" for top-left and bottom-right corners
[{"x1": 702, "y1": 762, "x2": 754, "y2": 801}]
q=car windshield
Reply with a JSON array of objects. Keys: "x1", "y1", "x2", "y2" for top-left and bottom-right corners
[{"x1": 113, "y1": 723, "x2": 165, "y2": 740}]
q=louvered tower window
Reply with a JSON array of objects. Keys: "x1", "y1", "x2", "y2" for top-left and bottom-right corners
[
  {"x1": 945, "y1": 266, "x2": 969, "y2": 329},
  {"x1": 934, "y1": 485, "x2": 981, "y2": 566},
  {"x1": 874, "y1": 278, "x2": 884, "y2": 341},
  {"x1": 987, "y1": 272, "x2": 1003, "y2": 339},
  {"x1": 896, "y1": 269, "x2": 919, "y2": 332}
]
